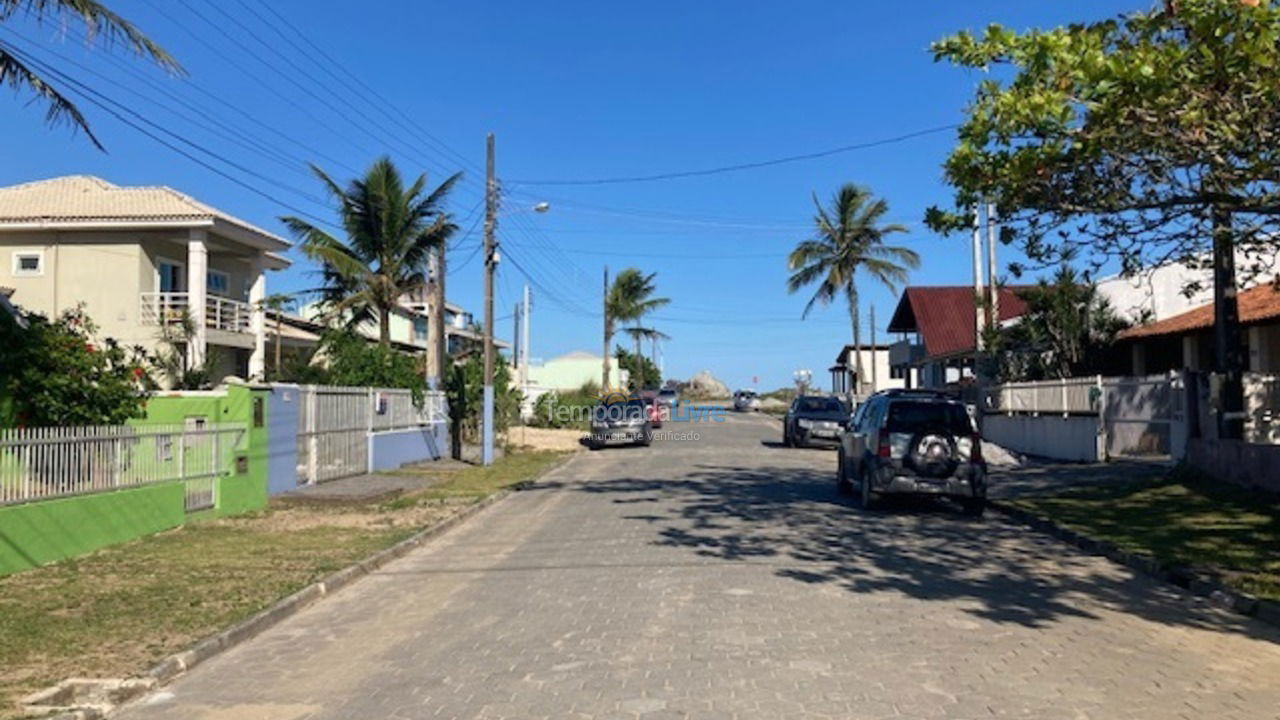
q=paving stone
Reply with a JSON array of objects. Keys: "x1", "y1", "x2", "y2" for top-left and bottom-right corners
[{"x1": 113, "y1": 412, "x2": 1280, "y2": 719}]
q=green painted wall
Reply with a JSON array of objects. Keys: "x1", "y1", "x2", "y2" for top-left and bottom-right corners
[
  {"x1": 0, "y1": 482, "x2": 185, "y2": 576},
  {"x1": 137, "y1": 386, "x2": 270, "y2": 518},
  {"x1": 0, "y1": 387, "x2": 274, "y2": 577}
]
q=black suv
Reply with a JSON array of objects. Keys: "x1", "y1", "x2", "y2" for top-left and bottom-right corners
[{"x1": 836, "y1": 390, "x2": 986, "y2": 516}]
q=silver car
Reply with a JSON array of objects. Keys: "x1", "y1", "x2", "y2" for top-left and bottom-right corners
[{"x1": 732, "y1": 389, "x2": 761, "y2": 412}]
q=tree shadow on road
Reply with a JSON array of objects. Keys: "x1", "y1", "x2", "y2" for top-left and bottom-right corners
[{"x1": 567, "y1": 463, "x2": 1280, "y2": 642}]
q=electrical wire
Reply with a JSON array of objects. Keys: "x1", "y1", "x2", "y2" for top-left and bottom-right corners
[{"x1": 508, "y1": 124, "x2": 958, "y2": 185}]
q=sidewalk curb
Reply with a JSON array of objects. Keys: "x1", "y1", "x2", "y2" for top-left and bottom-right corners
[
  {"x1": 990, "y1": 498, "x2": 1280, "y2": 629},
  {"x1": 38, "y1": 454, "x2": 577, "y2": 720}
]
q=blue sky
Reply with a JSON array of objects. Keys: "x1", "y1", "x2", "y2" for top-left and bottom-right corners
[{"x1": 0, "y1": 0, "x2": 1139, "y2": 390}]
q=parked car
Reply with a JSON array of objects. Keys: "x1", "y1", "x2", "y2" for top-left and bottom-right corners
[
  {"x1": 656, "y1": 388, "x2": 679, "y2": 414},
  {"x1": 732, "y1": 389, "x2": 761, "y2": 412},
  {"x1": 835, "y1": 389, "x2": 986, "y2": 516},
  {"x1": 637, "y1": 391, "x2": 663, "y2": 428},
  {"x1": 587, "y1": 398, "x2": 653, "y2": 450},
  {"x1": 783, "y1": 395, "x2": 848, "y2": 447}
]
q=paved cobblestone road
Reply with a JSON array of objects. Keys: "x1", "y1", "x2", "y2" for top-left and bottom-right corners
[{"x1": 118, "y1": 412, "x2": 1280, "y2": 719}]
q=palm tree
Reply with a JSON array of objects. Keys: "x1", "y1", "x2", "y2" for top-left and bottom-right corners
[
  {"x1": 256, "y1": 292, "x2": 297, "y2": 380},
  {"x1": 281, "y1": 156, "x2": 460, "y2": 349},
  {"x1": 603, "y1": 268, "x2": 669, "y2": 389},
  {"x1": 621, "y1": 325, "x2": 670, "y2": 389},
  {"x1": 787, "y1": 184, "x2": 919, "y2": 395},
  {"x1": 0, "y1": 0, "x2": 182, "y2": 149}
]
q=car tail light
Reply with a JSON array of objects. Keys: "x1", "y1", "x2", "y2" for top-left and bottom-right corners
[
  {"x1": 877, "y1": 435, "x2": 891, "y2": 459},
  {"x1": 970, "y1": 433, "x2": 983, "y2": 463}
]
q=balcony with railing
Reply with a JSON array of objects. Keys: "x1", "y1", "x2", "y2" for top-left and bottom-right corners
[{"x1": 139, "y1": 292, "x2": 253, "y2": 334}]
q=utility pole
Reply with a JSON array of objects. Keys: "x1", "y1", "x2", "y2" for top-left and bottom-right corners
[
  {"x1": 482, "y1": 132, "x2": 497, "y2": 466},
  {"x1": 986, "y1": 202, "x2": 999, "y2": 331},
  {"x1": 971, "y1": 206, "x2": 986, "y2": 381},
  {"x1": 601, "y1": 266, "x2": 610, "y2": 390},
  {"x1": 521, "y1": 284, "x2": 531, "y2": 393},
  {"x1": 869, "y1": 305, "x2": 877, "y2": 393}
]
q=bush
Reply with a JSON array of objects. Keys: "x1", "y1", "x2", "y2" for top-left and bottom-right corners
[
  {"x1": 0, "y1": 307, "x2": 149, "y2": 427},
  {"x1": 529, "y1": 382, "x2": 599, "y2": 430},
  {"x1": 445, "y1": 353, "x2": 521, "y2": 442}
]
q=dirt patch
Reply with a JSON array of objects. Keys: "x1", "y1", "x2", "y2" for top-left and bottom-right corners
[{"x1": 507, "y1": 426, "x2": 587, "y2": 452}]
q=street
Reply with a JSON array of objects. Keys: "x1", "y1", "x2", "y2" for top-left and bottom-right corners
[{"x1": 117, "y1": 412, "x2": 1280, "y2": 720}]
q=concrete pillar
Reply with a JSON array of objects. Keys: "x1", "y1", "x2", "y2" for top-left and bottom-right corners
[
  {"x1": 1131, "y1": 343, "x2": 1147, "y2": 376},
  {"x1": 186, "y1": 230, "x2": 208, "y2": 370},
  {"x1": 248, "y1": 252, "x2": 266, "y2": 380},
  {"x1": 1247, "y1": 325, "x2": 1266, "y2": 372},
  {"x1": 1182, "y1": 335, "x2": 1200, "y2": 371}
]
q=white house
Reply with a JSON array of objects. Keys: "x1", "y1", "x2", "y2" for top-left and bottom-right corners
[{"x1": 0, "y1": 175, "x2": 290, "y2": 380}]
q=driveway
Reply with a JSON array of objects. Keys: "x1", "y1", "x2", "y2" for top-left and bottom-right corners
[{"x1": 117, "y1": 411, "x2": 1280, "y2": 719}]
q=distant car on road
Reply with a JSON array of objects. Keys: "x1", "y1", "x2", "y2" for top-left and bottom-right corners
[
  {"x1": 587, "y1": 398, "x2": 653, "y2": 450},
  {"x1": 783, "y1": 395, "x2": 848, "y2": 448},
  {"x1": 656, "y1": 387, "x2": 679, "y2": 411},
  {"x1": 835, "y1": 389, "x2": 987, "y2": 516},
  {"x1": 637, "y1": 391, "x2": 663, "y2": 428},
  {"x1": 732, "y1": 389, "x2": 760, "y2": 412}
]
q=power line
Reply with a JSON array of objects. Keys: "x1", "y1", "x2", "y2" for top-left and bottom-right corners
[
  {"x1": 0, "y1": 38, "x2": 340, "y2": 229},
  {"x1": 508, "y1": 124, "x2": 959, "y2": 185}
]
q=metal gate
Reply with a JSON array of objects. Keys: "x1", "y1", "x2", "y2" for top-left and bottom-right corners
[
  {"x1": 1101, "y1": 373, "x2": 1184, "y2": 460},
  {"x1": 297, "y1": 386, "x2": 369, "y2": 484}
]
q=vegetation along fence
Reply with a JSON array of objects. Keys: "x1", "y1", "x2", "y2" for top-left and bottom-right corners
[
  {"x1": 297, "y1": 386, "x2": 447, "y2": 485},
  {"x1": 0, "y1": 423, "x2": 247, "y2": 511}
]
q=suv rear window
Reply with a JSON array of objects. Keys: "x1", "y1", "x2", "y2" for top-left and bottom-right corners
[{"x1": 884, "y1": 401, "x2": 973, "y2": 435}]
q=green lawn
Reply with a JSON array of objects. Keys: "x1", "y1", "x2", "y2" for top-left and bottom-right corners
[
  {"x1": 0, "y1": 450, "x2": 567, "y2": 718},
  {"x1": 1008, "y1": 469, "x2": 1280, "y2": 602}
]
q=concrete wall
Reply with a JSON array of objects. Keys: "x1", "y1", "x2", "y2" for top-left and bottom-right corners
[
  {"x1": 982, "y1": 414, "x2": 1102, "y2": 462},
  {"x1": 0, "y1": 481, "x2": 186, "y2": 576},
  {"x1": 1186, "y1": 438, "x2": 1280, "y2": 494},
  {"x1": 265, "y1": 384, "x2": 301, "y2": 495},
  {"x1": 369, "y1": 423, "x2": 447, "y2": 472}
]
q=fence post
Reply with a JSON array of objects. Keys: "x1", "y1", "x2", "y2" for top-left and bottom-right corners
[
  {"x1": 1096, "y1": 374, "x2": 1108, "y2": 462},
  {"x1": 1061, "y1": 378, "x2": 1069, "y2": 418},
  {"x1": 366, "y1": 388, "x2": 376, "y2": 474},
  {"x1": 307, "y1": 387, "x2": 318, "y2": 485},
  {"x1": 177, "y1": 429, "x2": 186, "y2": 480}
]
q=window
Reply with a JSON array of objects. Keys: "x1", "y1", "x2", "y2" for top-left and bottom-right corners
[
  {"x1": 207, "y1": 270, "x2": 229, "y2": 296},
  {"x1": 412, "y1": 317, "x2": 429, "y2": 342},
  {"x1": 12, "y1": 251, "x2": 42, "y2": 276},
  {"x1": 157, "y1": 260, "x2": 184, "y2": 293}
]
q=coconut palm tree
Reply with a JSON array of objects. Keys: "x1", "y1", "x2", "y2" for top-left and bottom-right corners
[
  {"x1": 621, "y1": 325, "x2": 670, "y2": 389},
  {"x1": 787, "y1": 184, "x2": 919, "y2": 395},
  {"x1": 255, "y1": 292, "x2": 297, "y2": 380},
  {"x1": 603, "y1": 268, "x2": 669, "y2": 389},
  {"x1": 281, "y1": 156, "x2": 460, "y2": 349},
  {"x1": 0, "y1": 0, "x2": 182, "y2": 149}
]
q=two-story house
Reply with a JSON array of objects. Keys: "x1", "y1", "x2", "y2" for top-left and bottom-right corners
[{"x1": 0, "y1": 176, "x2": 291, "y2": 381}]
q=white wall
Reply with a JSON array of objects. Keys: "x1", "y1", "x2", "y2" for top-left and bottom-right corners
[
  {"x1": 1096, "y1": 251, "x2": 1277, "y2": 323},
  {"x1": 982, "y1": 415, "x2": 1102, "y2": 462}
]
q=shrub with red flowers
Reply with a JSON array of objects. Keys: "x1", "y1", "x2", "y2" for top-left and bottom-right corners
[{"x1": 0, "y1": 305, "x2": 151, "y2": 427}]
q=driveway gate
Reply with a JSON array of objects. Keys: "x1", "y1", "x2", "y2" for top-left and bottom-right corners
[{"x1": 297, "y1": 386, "x2": 369, "y2": 484}]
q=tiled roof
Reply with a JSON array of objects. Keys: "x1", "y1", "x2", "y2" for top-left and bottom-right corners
[
  {"x1": 0, "y1": 175, "x2": 288, "y2": 250},
  {"x1": 1119, "y1": 283, "x2": 1280, "y2": 340},
  {"x1": 887, "y1": 286, "x2": 1031, "y2": 359}
]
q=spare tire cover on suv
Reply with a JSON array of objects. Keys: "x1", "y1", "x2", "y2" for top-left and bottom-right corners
[{"x1": 906, "y1": 429, "x2": 959, "y2": 478}]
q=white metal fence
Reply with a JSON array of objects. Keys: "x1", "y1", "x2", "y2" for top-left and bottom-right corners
[
  {"x1": 982, "y1": 373, "x2": 1185, "y2": 460},
  {"x1": 296, "y1": 386, "x2": 446, "y2": 485},
  {"x1": 0, "y1": 423, "x2": 246, "y2": 510}
]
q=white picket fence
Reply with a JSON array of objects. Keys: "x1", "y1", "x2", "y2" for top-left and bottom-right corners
[
  {"x1": 0, "y1": 423, "x2": 246, "y2": 510},
  {"x1": 296, "y1": 386, "x2": 446, "y2": 485}
]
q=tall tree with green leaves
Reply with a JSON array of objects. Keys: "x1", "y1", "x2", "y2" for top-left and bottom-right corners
[
  {"x1": 603, "y1": 268, "x2": 669, "y2": 390},
  {"x1": 281, "y1": 156, "x2": 460, "y2": 349},
  {"x1": 926, "y1": 0, "x2": 1280, "y2": 437},
  {"x1": 787, "y1": 184, "x2": 919, "y2": 394},
  {"x1": 986, "y1": 267, "x2": 1131, "y2": 382},
  {"x1": 0, "y1": 0, "x2": 182, "y2": 149}
]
